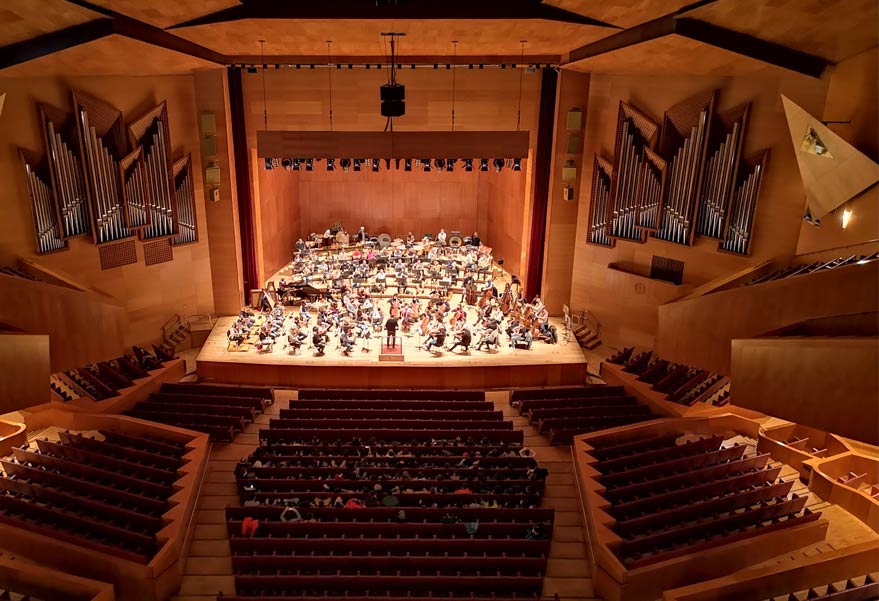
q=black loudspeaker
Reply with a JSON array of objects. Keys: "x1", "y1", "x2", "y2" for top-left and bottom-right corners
[{"x1": 380, "y1": 84, "x2": 406, "y2": 117}]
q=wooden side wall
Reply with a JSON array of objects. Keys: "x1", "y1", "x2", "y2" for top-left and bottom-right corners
[{"x1": 0, "y1": 75, "x2": 215, "y2": 345}]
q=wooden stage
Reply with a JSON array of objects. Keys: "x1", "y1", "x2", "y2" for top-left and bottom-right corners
[{"x1": 196, "y1": 316, "x2": 588, "y2": 389}]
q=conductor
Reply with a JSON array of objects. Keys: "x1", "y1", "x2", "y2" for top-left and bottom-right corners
[{"x1": 385, "y1": 316, "x2": 399, "y2": 349}]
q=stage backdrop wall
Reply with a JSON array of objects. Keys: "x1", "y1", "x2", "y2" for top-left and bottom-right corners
[
  {"x1": 244, "y1": 67, "x2": 539, "y2": 285},
  {"x1": 569, "y1": 71, "x2": 830, "y2": 348},
  {"x1": 0, "y1": 74, "x2": 214, "y2": 347}
]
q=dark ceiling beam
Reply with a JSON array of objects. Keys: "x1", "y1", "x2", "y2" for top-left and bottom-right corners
[
  {"x1": 227, "y1": 54, "x2": 562, "y2": 66},
  {"x1": 563, "y1": 14, "x2": 829, "y2": 78},
  {"x1": 0, "y1": 19, "x2": 113, "y2": 70},
  {"x1": 674, "y1": 18, "x2": 827, "y2": 79},
  {"x1": 62, "y1": 0, "x2": 226, "y2": 64},
  {"x1": 169, "y1": 0, "x2": 619, "y2": 29}
]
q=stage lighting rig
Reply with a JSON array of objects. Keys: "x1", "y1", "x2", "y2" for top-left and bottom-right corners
[
  {"x1": 480, "y1": 158, "x2": 489, "y2": 172},
  {"x1": 380, "y1": 33, "x2": 406, "y2": 119},
  {"x1": 493, "y1": 158, "x2": 505, "y2": 173},
  {"x1": 327, "y1": 158, "x2": 336, "y2": 172}
]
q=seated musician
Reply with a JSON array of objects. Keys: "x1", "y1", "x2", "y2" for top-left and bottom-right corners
[
  {"x1": 436, "y1": 228, "x2": 447, "y2": 246},
  {"x1": 375, "y1": 268, "x2": 387, "y2": 291},
  {"x1": 295, "y1": 238, "x2": 306, "y2": 252},
  {"x1": 447, "y1": 326, "x2": 472, "y2": 353},
  {"x1": 371, "y1": 306, "x2": 384, "y2": 332},
  {"x1": 475, "y1": 324, "x2": 499, "y2": 351},
  {"x1": 227, "y1": 326, "x2": 244, "y2": 344},
  {"x1": 471, "y1": 231, "x2": 481, "y2": 247},
  {"x1": 256, "y1": 332, "x2": 274, "y2": 353},
  {"x1": 338, "y1": 248, "x2": 349, "y2": 262},
  {"x1": 312, "y1": 326, "x2": 327, "y2": 356},
  {"x1": 406, "y1": 232, "x2": 415, "y2": 245},
  {"x1": 366, "y1": 247, "x2": 376, "y2": 261},
  {"x1": 340, "y1": 326, "x2": 356, "y2": 356},
  {"x1": 352, "y1": 248, "x2": 362, "y2": 261},
  {"x1": 539, "y1": 321, "x2": 558, "y2": 344},
  {"x1": 287, "y1": 326, "x2": 307, "y2": 352},
  {"x1": 422, "y1": 321, "x2": 447, "y2": 353},
  {"x1": 323, "y1": 227, "x2": 332, "y2": 247},
  {"x1": 510, "y1": 324, "x2": 533, "y2": 350}
]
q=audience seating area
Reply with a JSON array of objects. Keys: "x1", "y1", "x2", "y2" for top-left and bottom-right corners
[
  {"x1": 125, "y1": 382, "x2": 273, "y2": 442},
  {"x1": 50, "y1": 345, "x2": 175, "y2": 403},
  {"x1": 0, "y1": 429, "x2": 188, "y2": 563},
  {"x1": 511, "y1": 385, "x2": 658, "y2": 444},
  {"x1": 574, "y1": 416, "x2": 831, "y2": 601},
  {"x1": 608, "y1": 349, "x2": 731, "y2": 408},
  {"x1": 744, "y1": 252, "x2": 879, "y2": 287},
  {"x1": 219, "y1": 388, "x2": 554, "y2": 601}
]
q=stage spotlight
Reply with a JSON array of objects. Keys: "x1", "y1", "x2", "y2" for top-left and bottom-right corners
[
  {"x1": 264, "y1": 157, "x2": 274, "y2": 170},
  {"x1": 340, "y1": 158, "x2": 351, "y2": 172},
  {"x1": 493, "y1": 158, "x2": 505, "y2": 173},
  {"x1": 247, "y1": 66, "x2": 258, "y2": 74},
  {"x1": 434, "y1": 158, "x2": 446, "y2": 170},
  {"x1": 384, "y1": 158, "x2": 392, "y2": 170},
  {"x1": 353, "y1": 159, "x2": 362, "y2": 172},
  {"x1": 464, "y1": 159, "x2": 474, "y2": 172},
  {"x1": 512, "y1": 158, "x2": 522, "y2": 172},
  {"x1": 422, "y1": 159, "x2": 432, "y2": 172},
  {"x1": 292, "y1": 159, "x2": 301, "y2": 171},
  {"x1": 479, "y1": 158, "x2": 489, "y2": 172},
  {"x1": 305, "y1": 158, "x2": 314, "y2": 171},
  {"x1": 373, "y1": 159, "x2": 381, "y2": 172},
  {"x1": 404, "y1": 159, "x2": 412, "y2": 171},
  {"x1": 327, "y1": 158, "x2": 336, "y2": 172},
  {"x1": 446, "y1": 159, "x2": 456, "y2": 172},
  {"x1": 281, "y1": 158, "x2": 292, "y2": 171}
]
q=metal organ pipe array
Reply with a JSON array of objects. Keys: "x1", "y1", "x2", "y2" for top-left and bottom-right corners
[
  {"x1": 585, "y1": 90, "x2": 766, "y2": 256},
  {"x1": 173, "y1": 155, "x2": 198, "y2": 246},
  {"x1": 40, "y1": 105, "x2": 91, "y2": 239},
  {"x1": 654, "y1": 91, "x2": 714, "y2": 246},
  {"x1": 119, "y1": 147, "x2": 151, "y2": 231},
  {"x1": 19, "y1": 91, "x2": 196, "y2": 260},
  {"x1": 721, "y1": 151, "x2": 768, "y2": 256},
  {"x1": 19, "y1": 150, "x2": 67, "y2": 254},
  {"x1": 695, "y1": 105, "x2": 749, "y2": 239},
  {"x1": 587, "y1": 156, "x2": 615, "y2": 247}
]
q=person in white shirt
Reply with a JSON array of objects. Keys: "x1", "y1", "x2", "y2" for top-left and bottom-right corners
[{"x1": 436, "y1": 229, "x2": 447, "y2": 246}]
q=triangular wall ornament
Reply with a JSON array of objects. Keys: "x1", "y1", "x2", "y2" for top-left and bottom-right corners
[{"x1": 781, "y1": 94, "x2": 879, "y2": 219}]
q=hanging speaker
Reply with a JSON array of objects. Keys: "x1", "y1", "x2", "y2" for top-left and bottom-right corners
[{"x1": 380, "y1": 84, "x2": 406, "y2": 117}]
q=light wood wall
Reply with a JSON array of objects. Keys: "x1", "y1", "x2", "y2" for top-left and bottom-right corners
[
  {"x1": 795, "y1": 48, "x2": 879, "y2": 256},
  {"x1": 244, "y1": 67, "x2": 540, "y2": 285},
  {"x1": 0, "y1": 74, "x2": 215, "y2": 346},
  {"x1": 568, "y1": 72, "x2": 829, "y2": 348},
  {"x1": 193, "y1": 69, "x2": 245, "y2": 314},
  {"x1": 0, "y1": 333, "x2": 49, "y2": 413},
  {"x1": 731, "y1": 337, "x2": 879, "y2": 445}
]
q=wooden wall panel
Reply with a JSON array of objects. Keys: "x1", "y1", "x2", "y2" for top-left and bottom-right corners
[
  {"x1": 0, "y1": 333, "x2": 49, "y2": 413},
  {"x1": 656, "y1": 261, "x2": 879, "y2": 375},
  {"x1": 477, "y1": 168, "x2": 529, "y2": 281},
  {"x1": 569, "y1": 72, "x2": 828, "y2": 348},
  {"x1": 193, "y1": 69, "x2": 245, "y2": 315},
  {"x1": 0, "y1": 275, "x2": 127, "y2": 373},
  {"x1": 0, "y1": 75, "x2": 214, "y2": 345},
  {"x1": 731, "y1": 337, "x2": 879, "y2": 445},
  {"x1": 542, "y1": 69, "x2": 590, "y2": 314},
  {"x1": 254, "y1": 160, "x2": 300, "y2": 283}
]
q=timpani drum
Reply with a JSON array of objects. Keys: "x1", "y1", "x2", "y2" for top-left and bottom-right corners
[
  {"x1": 335, "y1": 230, "x2": 350, "y2": 246},
  {"x1": 448, "y1": 234, "x2": 463, "y2": 248},
  {"x1": 378, "y1": 233, "x2": 392, "y2": 248}
]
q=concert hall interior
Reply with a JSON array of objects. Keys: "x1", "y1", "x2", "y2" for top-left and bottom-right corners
[{"x1": 0, "y1": 2, "x2": 877, "y2": 601}]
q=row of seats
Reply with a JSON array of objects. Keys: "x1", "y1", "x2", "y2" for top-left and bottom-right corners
[
  {"x1": 221, "y1": 389, "x2": 553, "y2": 601},
  {"x1": 585, "y1": 431, "x2": 821, "y2": 569},
  {"x1": 609, "y1": 349, "x2": 731, "y2": 407},
  {"x1": 511, "y1": 385, "x2": 659, "y2": 444},
  {"x1": 744, "y1": 252, "x2": 878, "y2": 287},
  {"x1": 0, "y1": 429, "x2": 187, "y2": 564},
  {"x1": 51, "y1": 345, "x2": 174, "y2": 402},
  {"x1": 125, "y1": 382, "x2": 273, "y2": 442}
]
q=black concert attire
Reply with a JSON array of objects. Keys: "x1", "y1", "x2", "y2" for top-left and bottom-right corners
[{"x1": 385, "y1": 317, "x2": 399, "y2": 349}]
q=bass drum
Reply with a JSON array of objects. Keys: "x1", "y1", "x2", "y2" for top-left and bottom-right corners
[
  {"x1": 335, "y1": 230, "x2": 350, "y2": 246},
  {"x1": 448, "y1": 234, "x2": 463, "y2": 248},
  {"x1": 377, "y1": 233, "x2": 392, "y2": 248}
]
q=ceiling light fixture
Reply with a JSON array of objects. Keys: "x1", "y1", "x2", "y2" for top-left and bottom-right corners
[{"x1": 480, "y1": 158, "x2": 489, "y2": 172}]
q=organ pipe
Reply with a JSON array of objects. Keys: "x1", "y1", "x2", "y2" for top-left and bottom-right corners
[
  {"x1": 587, "y1": 155, "x2": 615, "y2": 247},
  {"x1": 720, "y1": 151, "x2": 768, "y2": 256},
  {"x1": 127, "y1": 102, "x2": 178, "y2": 241},
  {"x1": 173, "y1": 154, "x2": 198, "y2": 246},
  {"x1": 19, "y1": 149, "x2": 68, "y2": 254},
  {"x1": 39, "y1": 104, "x2": 91, "y2": 239}
]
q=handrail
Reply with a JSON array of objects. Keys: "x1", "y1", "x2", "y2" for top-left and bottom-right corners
[
  {"x1": 582, "y1": 310, "x2": 601, "y2": 337},
  {"x1": 187, "y1": 313, "x2": 217, "y2": 330}
]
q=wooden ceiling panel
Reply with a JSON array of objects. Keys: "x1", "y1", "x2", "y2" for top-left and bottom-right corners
[
  {"x1": 86, "y1": 0, "x2": 240, "y2": 29},
  {"x1": 0, "y1": 34, "x2": 218, "y2": 77},
  {"x1": 544, "y1": 0, "x2": 695, "y2": 28},
  {"x1": 564, "y1": 34, "x2": 805, "y2": 77},
  {"x1": 0, "y1": 0, "x2": 103, "y2": 47},
  {"x1": 684, "y1": 0, "x2": 879, "y2": 63},
  {"x1": 174, "y1": 18, "x2": 612, "y2": 57}
]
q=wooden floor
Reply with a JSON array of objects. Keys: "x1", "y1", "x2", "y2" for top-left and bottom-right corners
[{"x1": 169, "y1": 389, "x2": 600, "y2": 601}]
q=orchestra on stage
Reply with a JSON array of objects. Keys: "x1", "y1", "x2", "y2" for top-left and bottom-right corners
[{"x1": 226, "y1": 224, "x2": 559, "y2": 357}]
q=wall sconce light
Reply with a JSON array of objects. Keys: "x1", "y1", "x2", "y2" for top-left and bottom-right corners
[{"x1": 842, "y1": 208, "x2": 853, "y2": 229}]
